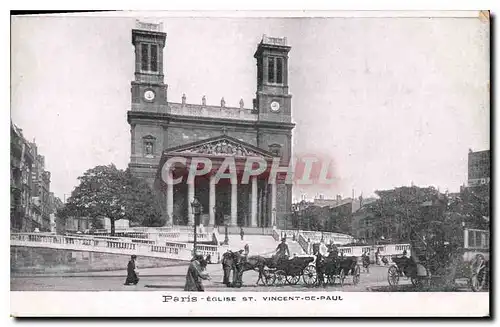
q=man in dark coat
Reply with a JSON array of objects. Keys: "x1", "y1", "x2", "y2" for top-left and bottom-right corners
[
  {"x1": 276, "y1": 238, "x2": 290, "y2": 260},
  {"x1": 124, "y1": 255, "x2": 139, "y2": 286},
  {"x1": 240, "y1": 227, "x2": 245, "y2": 241},
  {"x1": 362, "y1": 252, "x2": 370, "y2": 273},
  {"x1": 222, "y1": 250, "x2": 233, "y2": 286},
  {"x1": 184, "y1": 254, "x2": 211, "y2": 291}
]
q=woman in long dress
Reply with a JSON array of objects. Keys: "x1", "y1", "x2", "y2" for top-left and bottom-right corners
[{"x1": 124, "y1": 255, "x2": 139, "y2": 285}]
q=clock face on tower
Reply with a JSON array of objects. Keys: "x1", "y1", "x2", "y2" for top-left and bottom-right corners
[
  {"x1": 270, "y1": 101, "x2": 280, "y2": 112},
  {"x1": 144, "y1": 90, "x2": 155, "y2": 102}
]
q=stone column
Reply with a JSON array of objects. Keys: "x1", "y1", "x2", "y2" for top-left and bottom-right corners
[
  {"x1": 271, "y1": 180, "x2": 277, "y2": 227},
  {"x1": 231, "y1": 181, "x2": 237, "y2": 226},
  {"x1": 251, "y1": 176, "x2": 258, "y2": 227},
  {"x1": 209, "y1": 175, "x2": 216, "y2": 226},
  {"x1": 188, "y1": 179, "x2": 195, "y2": 225},
  {"x1": 166, "y1": 170, "x2": 174, "y2": 226}
]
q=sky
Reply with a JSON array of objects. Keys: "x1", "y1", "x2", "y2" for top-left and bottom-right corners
[{"x1": 11, "y1": 13, "x2": 489, "y2": 201}]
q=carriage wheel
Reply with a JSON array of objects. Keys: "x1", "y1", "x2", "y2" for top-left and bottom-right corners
[
  {"x1": 339, "y1": 268, "x2": 345, "y2": 287},
  {"x1": 275, "y1": 270, "x2": 287, "y2": 286},
  {"x1": 470, "y1": 255, "x2": 487, "y2": 292},
  {"x1": 388, "y1": 266, "x2": 400, "y2": 288},
  {"x1": 286, "y1": 274, "x2": 301, "y2": 285},
  {"x1": 352, "y1": 265, "x2": 361, "y2": 286},
  {"x1": 302, "y1": 265, "x2": 317, "y2": 286},
  {"x1": 262, "y1": 268, "x2": 276, "y2": 286}
]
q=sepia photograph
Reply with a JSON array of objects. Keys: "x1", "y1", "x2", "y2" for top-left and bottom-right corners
[{"x1": 9, "y1": 10, "x2": 490, "y2": 317}]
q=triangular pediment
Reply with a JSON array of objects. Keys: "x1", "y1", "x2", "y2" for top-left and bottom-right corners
[{"x1": 164, "y1": 135, "x2": 276, "y2": 158}]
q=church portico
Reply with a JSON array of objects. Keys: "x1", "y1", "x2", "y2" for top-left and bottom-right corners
[{"x1": 156, "y1": 135, "x2": 284, "y2": 228}]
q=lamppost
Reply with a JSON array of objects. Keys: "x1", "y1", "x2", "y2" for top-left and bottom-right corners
[
  {"x1": 212, "y1": 206, "x2": 216, "y2": 228},
  {"x1": 292, "y1": 203, "x2": 298, "y2": 241},
  {"x1": 223, "y1": 216, "x2": 229, "y2": 245},
  {"x1": 191, "y1": 198, "x2": 202, "y2": 257}
]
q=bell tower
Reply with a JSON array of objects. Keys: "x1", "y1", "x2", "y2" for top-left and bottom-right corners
[
  {"x1": 131, "y1": 20, "x2": 168, "y2": 113},
  {"x1": 254, "y1": 35, "x2": 292, "y2": 123}
]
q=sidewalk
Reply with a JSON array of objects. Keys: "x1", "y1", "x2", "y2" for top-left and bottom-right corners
[{"x1": 11, "y1": 262, "x2": 229, "y2": 278}]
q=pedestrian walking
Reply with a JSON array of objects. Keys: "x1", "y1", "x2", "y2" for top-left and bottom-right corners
[
  {"x1": 222, "y1": 250, "x2": 232, "y2": 286},
  {"x1": 184, "y1": 254, "x2": 211, "y2": 291},
  {"x1": 362, "y1": 252, "x2": 370, "y2": 273},
  {"x1": 240, "y1": 227, "x2": 245, "y2": 241},
  {"x1": 375, "y1": 249, "x2": 380, "y2": 265},
  {"x1": 124, "y1": 255, "x2": 139, "y2": 286}
]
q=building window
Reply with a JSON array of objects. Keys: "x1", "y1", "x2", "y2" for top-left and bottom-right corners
[
  {"x1": 150, "y1": 44, "x2": 158, "y2": 72},
  {"x1": 276, "y1": 57, "x2": 283, "y2": 83},
  {"x1": 267, "y1": 56, "x2": 284, "y2": 84},
  {"x1": 257, "y1": 57, "x2": 263, "y2": 84},
  {"x1": 141, "y1": 43, "x2": 149, "y2": 71},
  {"x1": 268, "y1": 144, "x2": 282, "y2": 157},
  {"x1": 268, "y1": 57, "x2": 275, "y2": 83},
  {"x1": 143, "y1": 135, "x2": 156, "y2": 157},
  {"x1": 140, "y1": 43, "x2": 159, "y2": 73}
]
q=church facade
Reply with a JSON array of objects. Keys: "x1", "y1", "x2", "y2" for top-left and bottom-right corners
[{"x1": 127, "y1": 21, "x2": 295, "y2": 228}]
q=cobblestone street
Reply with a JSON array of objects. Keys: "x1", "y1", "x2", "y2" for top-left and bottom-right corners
[{"x1": 12, "y1": 265, "x2": 409, "y2": 292}]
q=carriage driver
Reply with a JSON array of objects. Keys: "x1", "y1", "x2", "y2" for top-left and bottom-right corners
[{"x1": 275, "y1": 238, "x2": 291, "y2": 260}]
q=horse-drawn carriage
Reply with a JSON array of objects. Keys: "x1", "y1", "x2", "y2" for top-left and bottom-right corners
[
  {"x1": 315, "y1": 254, "x2": 361, "y2": 286},
  {"x1": 235, "y1": 251, "x2": 361, "y2": 287},
  {"x1": 260, "y1": 255, "x2": 317, "y2": 286},
  {"x1": 387, "y1": 224, "x2": 490, "y2": 291}
]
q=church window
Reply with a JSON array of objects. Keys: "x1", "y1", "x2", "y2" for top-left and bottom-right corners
[
  {"x1": 267, "y1": 56, "x2": 284, "y2": 84},
  {"x1": 268, "y1": 57, "x2": 275, "y2": 83},
  {"x1": 276, "y1": 57, "x2": 283, "y2": 84},
  {"x1": 257, "y1": 57, "x2": 263, "y2": 84},
  {"x1": 141, "y1": 43, "x2": 149, "y2": 71},
  {"x1": 143, "y1": 135, "x2": 156, "y2": 157},
  {"x1": 140, "y1": 43, "x2": 159, "y2": 73},
  {"x1": 150, "y1": 44, "x2": 158, "y2": 72}
]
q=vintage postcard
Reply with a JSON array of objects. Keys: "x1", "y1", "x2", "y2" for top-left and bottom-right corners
[{"x1": 10, "y1": 10, "x2": 490, "y2": 317}]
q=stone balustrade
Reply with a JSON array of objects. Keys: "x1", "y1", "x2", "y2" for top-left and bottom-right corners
[
  {"x1": 272, "y1": 228, "x2": 410, "y2": 258},
  {"x1": 300, "y1": 231, "x2": 354, "y2": 245},
  {"x1": 10, "y1": 233, "x2": 222, "y2": 263},
  {"x1": 73, "y1": 229, "x2": 213, "y2": 243}
]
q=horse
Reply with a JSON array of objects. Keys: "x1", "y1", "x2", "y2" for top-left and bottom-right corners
[
  {"x1": 234, "y1": 253, "x2": 296, "y2": 286},
  {"x1": 234, "y1": 255, "x2": 273, "y2": 285},
  {"x1": 316, "y1": 254, "x2": 358, "y2": 286},
  {"x1": 221, "y1": 251, "x2": 245, "y2": 287}
]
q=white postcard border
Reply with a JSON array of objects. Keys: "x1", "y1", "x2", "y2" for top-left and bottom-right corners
[{"x1": 11, "y1": 291, "x2": 489, "y2": 317}]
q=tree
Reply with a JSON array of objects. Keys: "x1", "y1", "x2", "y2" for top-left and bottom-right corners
[
  {"x1": 368, "y1": 186, "x2": 443, "y2": 244},
  {"x1": 59, "y1": 164, "x2": 162, "y2": 235},
  {"x1": 303, "y1": 206, "x2": 330, "y2": 231},
  {"x1": 447, "y1": 184, "x2": 490, "y2": 231}
]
